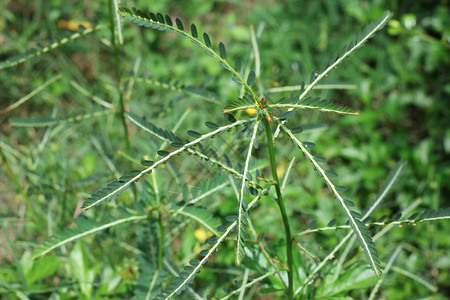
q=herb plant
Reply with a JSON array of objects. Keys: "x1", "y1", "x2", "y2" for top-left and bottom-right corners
[{"x1": 1, "y1": 3, "x2": 449, "y2": 299}]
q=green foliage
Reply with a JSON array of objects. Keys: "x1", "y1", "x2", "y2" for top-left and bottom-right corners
[
  {"x1": 0, "y1": 25, "x2": 107, "y2": 71},
  {"x1": 1, "y1": 1, "x2": 448, "y2": 299},
  {"x1": 280, "y1": 120, "x2": 382, "y2": 276}
]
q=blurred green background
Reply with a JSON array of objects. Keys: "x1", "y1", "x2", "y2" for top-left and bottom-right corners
[{"x1": 0, "y1": 0, "x2": 449, "y2": 299}]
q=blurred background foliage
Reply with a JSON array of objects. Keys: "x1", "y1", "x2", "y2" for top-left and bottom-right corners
[{"x1": 0, "y1": 0, "x2": 449, "y2": 299}]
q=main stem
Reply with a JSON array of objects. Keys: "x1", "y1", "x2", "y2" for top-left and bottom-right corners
[
  {"x1": 262, "y1": 117, "x2": 293, "y2": 299},
  {"x1": 108, "y1": 0, "x2": 130, "y2": 150},
  {"x1": 158, "y1": 212, "x2": 164, "y2": 270}
]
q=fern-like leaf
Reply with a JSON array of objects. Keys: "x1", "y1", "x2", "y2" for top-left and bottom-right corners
[
  {"x1": 235, "y1": 121, "x2": 260, "y2": 266},
  {"x1": 0, "y1": 25, "x2": 107, "y2": 70},
  {"x1": 32, "y1": 214, "x2": 146, "y2": 260},
  {"x1": 82, "y1": 117, "x2": 248, "y2": 211},
  {"x1": 295, "y1": 160, "x2": 406, "y2": 295},
  {"x1": 132, "y1": 257, "x2": 169, "y2": 300},
  {"x1": 125, "y1": 112, "x2": 263, "y2": 189},
  {"x1": 280, "y1": 120, "x2": 382, "y2": 276},
  {"x1": 269, "y1": 96, "x2": 360, "y2": 116},
  {"x1": 273, "y1": 11, "x2": 391, "y2": 139},
  {"x1": 362, "y1": 160, "x2": 407, "y2": 221},
  {"x1": 0, "y1": 74, "x2": 63, "y2": 115},
  {"x1": 118, "y1": 6, "x2": 258, "y2": 100},
  {"x1": 417, "y1": 207, "x2": 450, "y2": 221},
  {"x1": 171, "y1": 177, "x2": 229, "y2": 223},
  {"x1": 174, "y1": 204, "x2": 221, "y2": 236},
  {"x1": 155, "y1": 189, "x2": 265, "y2": 299},
  {"x1": 299, "y1": 207, "x2": 450, "y2": 237},
  {"x1": 125, "y1": 76, "x2": 221, "y2": 104},
  {"x1": 298, "y1": 11, "x2": 391, "y2": 102},
  {"x1": 162, "y1": 259, "x2": 204, "y2": 300},
  {"x1": 9, "y1": 109, "x2": 115, "y2": 127},
  {"x1": 222, "y1": 95, "x2": 258, "y2": 114},
  {"x1": 220, "y1": 271, "x2": 276, "y2": 300},
  {"x1": 154, "y1": 221, "x2": 236, "y2": 299}
]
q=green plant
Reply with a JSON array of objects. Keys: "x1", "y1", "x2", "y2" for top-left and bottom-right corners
[{"x1": 1, "y1": 2, "x2": 449, "y2": 299}]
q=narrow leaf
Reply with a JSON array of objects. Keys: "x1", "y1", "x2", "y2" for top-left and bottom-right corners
[
  {"x1": 32, "y1": 215, "x2": 146, "y2": 259},
  {"x1": 247, "y1": 71, "x2": 256, "y2": 86},
  {"x1": 280, "y1": 121, "x2": 383, "y2": 276},
  {"x1": 191, "y1": 24, "x2": 198, "y2": 38},
  {"x1": 203, "y1": 33, "x2": 212, "y2": 48},
  {"x1": 187, "y1": 130, "x2": 202, "y2": 138},
  {"x1": 219, "y1": 42, "x2": 226, "y2": 59},
  {"x1": 235, "y1": 56, "x2": 242, "y2": 73},
  {"x1": 175, "y1": 18, "x2": 184, "y2": 30}
]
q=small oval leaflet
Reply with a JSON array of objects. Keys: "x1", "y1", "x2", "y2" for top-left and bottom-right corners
[
  {"x1": 190, "y1": 24, "x2": 198, "y2": 38},
  {"x1": 302, "y1": 142, "x2": 315, "y2": 148},
  {"x1": 377, "y1": 215, "x2": 387, "y2": 223},
  {"x1": 157, "y1": 150, "x2": 170, "y2": 157},
  {"x1": 141, "y1": 160, "x2": 154, "y2": 167},
  {"x1": 119, "y1": 176, "x2": 132, "y2": 182},
  {"x1": 291, "y1": 126, "x2": 303, "y2": 134},
  {"x1": 224, "y1": 113, "x2": 237, "y2": 123},
  {"x1": 205, "y1": 121, "x2": 218, "y2": 129},
  {"x1": 344, "y1": 199, "x2": 355, "y2": 207},
  {"x1": 327, "y1": 218, "x2": 337, "y2": 227},
  {"x1": 207, "y1": 237, "x2": 218, "y2": 245},
  {"x1": 184, "y1": 266, "x2": 194, "y2": 273},
  {"x1": 216, "y1": 225, "x2": 228, "y2": 232},
  {"x1": 146, "y1": 12, "x2": 155, "y2": 22},
  {"x1": 156, "y1": 13, "x2": 165, "y2": 23},
  {"x1": 128, "y1": 170, "x2": 141, "y2": 176},
  {"x1": 325, "y1": 170, "x2": 338, "y2": 177},
  {"x1": 203, "y1": 32, "x2": 211, "y2": 48},
  {"x1": 249, "y1": 187, "x2": 258, "y2": 196},
  {"x1": 219, "y1": 62, "x2": 229, "y2": 70},
  {"x1": 280, "y1": 111, "x2": 294, "y2": 121},
  {"x1": 165, "y1": 15, "x2": 173, "y2": 26},
  {"x1": 219, "y1": 42, "x2": 226, "y2": 59},
  {"x1": 408, "y1": 212, "x2": 419, "y2": 220},
  {"x1": 247, "y1": 71, "x2": 255, "y2": 86},
  {"x1": 308, "y1": 219, "x2": 317, "y2": 229},
  {"x1": 187, "y1": 130, "x2": 202, "y2": 138},
  {"x1": 225, "y1": 215, "x2": 237, "y2": 222},
  {"x1": 314, "y1": 156, "x2": 327, "y2": 163},
  {"x1": 171, "y1": 142, "x2": 184, "y2": 148},
  {"x1": 189, "y1": 259, "x2": 200, "y2": 266},
  {"x1": 335, "y1": 186, "x2": 348, "y2": 192},
  {"x1": 235, "y1": 56, "x2": 242, "y2": 73},
  {"x1": 350, "y1": 210, "x2": 363, "y2": 219},
  {"x1": 320, "y1": 59, "x2": 328, "y2": 73},
  {"x1": 393, "y1": 213, "x2": 402, "y2": 221},
  {"x1": 175, "y1": 18, "x2": 184, "y2": 30},
  {"x1": 231, "y1": 76, "x2": 240, "y2": 84},
  {"x1": 309, "y1": 69, "x2": 316, "y2": 83}
]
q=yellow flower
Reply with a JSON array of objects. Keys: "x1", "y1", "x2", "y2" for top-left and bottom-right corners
[
  {"x1": 246, "y1": 108, "x2": 258, "y2": 116},
  {"x1": 194, "y1": 227, "x2": 210, "y2": 242},
  {"x1": 57, "y1": 20, "x2": 92, "y2": 31}
]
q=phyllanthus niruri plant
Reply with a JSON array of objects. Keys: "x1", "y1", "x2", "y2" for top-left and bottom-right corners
[{"x1": 15, "y1": 6, "x2": 448, "y2": 300}]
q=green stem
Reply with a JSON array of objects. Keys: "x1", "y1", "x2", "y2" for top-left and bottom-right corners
[
  {"x1": 108, "y1": 0, "x2": 137, "y2": 201},
  {"x1": 262, "y1": 117, "x2": 293, "y2": 299},
  {"x1": 108, "y1": 0, "x2": 130, "y2": 150},
  {"x1": 158, "y1": 212, "x2": 164, "y2": 270}
]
